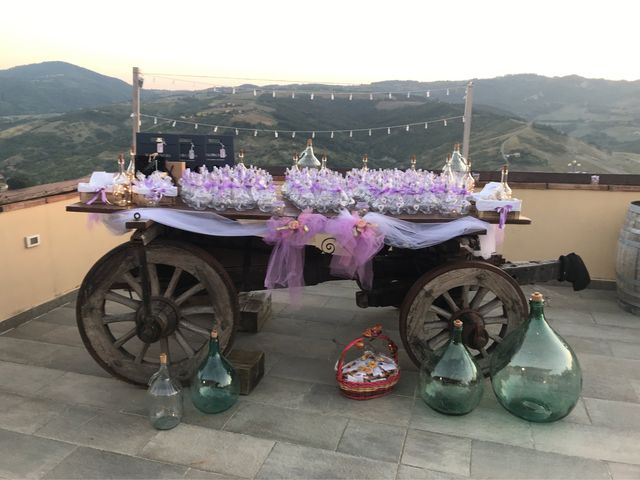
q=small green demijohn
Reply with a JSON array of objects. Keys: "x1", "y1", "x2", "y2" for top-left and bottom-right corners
[
  {"x1": 419, "y1": 319, "x2": 484, "y2": 415},
  {"x1": 490, "y1": 292, "x2": 582, "y2": 422},
  {"x1": 190, "y1": 329, "x2": 239, "y2": 414},
  {"x1": 147, "y1": 353, "x2": 183, "y2": 430}
]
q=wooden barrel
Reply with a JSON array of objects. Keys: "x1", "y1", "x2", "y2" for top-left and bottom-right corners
[{"x1": 616, "y1": 201, "x2": 640, "y2": 315}]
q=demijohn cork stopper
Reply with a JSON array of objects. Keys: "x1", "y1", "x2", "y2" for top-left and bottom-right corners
[
  {"x1": 530, "y1": 292, "x2": 544, "y2": 302},
  {"x1": 453, "y1": 319, "x2": 463, "y2": 328},
  {"x1": 159, "y1": 353, "x2": 167, "y2": 364},
  {"x1": 210, "y1": 329, "x2": 218, "y2": 338}
]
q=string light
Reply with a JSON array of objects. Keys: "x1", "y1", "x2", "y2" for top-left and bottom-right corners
[{"x1": 139, "y1": 113, "x2": 463, "y2": 138}]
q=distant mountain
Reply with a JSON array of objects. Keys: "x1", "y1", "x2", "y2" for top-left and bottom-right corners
[
  {"x1": 2, "y1": 63, "x2": 640, "y2": 188},
  {"x1": 0, "y1": 61, "x2": 136, "y2": 115}
]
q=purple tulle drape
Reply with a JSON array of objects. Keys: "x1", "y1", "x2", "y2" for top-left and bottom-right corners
[
  {"x1": 325, "y1": 210, "x2": 385, "y2": 289},
  {"x1": 263, "y1": 210, "x2": 327, "y2": 302}
]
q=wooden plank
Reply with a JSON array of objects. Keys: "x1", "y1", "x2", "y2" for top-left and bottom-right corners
[
  {"x1": 609, "y1": 185, "x2": 640, "y2": 192},
  {"x1": 547, "y1": 183, "x2": 609, "y2": 191}
]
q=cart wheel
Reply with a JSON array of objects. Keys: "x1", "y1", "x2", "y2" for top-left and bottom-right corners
[
  {"x1": 399, "y1": 261, "x2": 527, "y2": 375},
  {"x1": 76, "y1": 240, "x2": 238, "y2": 386}
]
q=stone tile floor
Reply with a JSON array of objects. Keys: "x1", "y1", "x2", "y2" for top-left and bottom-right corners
[{"x1": 0, "y1": 282, "x2": 639, "y2": 479}]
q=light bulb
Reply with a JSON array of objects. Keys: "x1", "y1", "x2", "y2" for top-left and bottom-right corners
[
  {"x1": 444, "y1": 120, "x2": 448, "y2": 127},
  {"x1": 406, "y1": 125, "x2": 410, "y2": 132},
  {"x1": 310, "y1": 93, "x2": 314, "y2": 100},
  {"x1": 194, "y1": 123, "x2": 198, "y2": 130},
  {"x1": 349, "y1": 131, "x2": 353, "y2": 137},
  {"x1": 172, "y1": 121, "x2": 176, "y2": 127},
  {"x1": 368, "y1": 129, "x2": 372, "y2": 136},
  {"x1": 387, "y1": 127, "x2": 391, "y2": 135},
  {"x1": 153, "y1": 117, "x2": 157, "y2": 125},
  {"x1": 274, "y1": 131, "x2": 278, "y2": 138},
  {"x1": 214, "y1": 126, "x2": 218, "y2": 133},
  {"x1": 331, "y1": 92, "x2": 335, "y2": 101},
  {"x1": 254, "y1": 130, "x2": 258, "y2": 137},
  {"x1": 292, "y1": 131, "x2": 296, "y2": 138},
  {"x1": 349, "y1": 93, "x2": 353, "y2": 101},
  {"x1": 235, "y1": 128, "x2": 239, "y2": 135},
  {"x1": 427, "y1": 91, "x2": 430, "y2": 98},
  {"x1": 330, "y1": 131, "x2": 334, "y2": 139}
]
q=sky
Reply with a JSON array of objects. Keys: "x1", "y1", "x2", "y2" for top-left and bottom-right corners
[{"x1": 1, "y1": 0, "x2": 638, "y2": 89}]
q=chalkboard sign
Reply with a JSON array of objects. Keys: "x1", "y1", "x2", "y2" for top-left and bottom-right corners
[{"x1": 136, "y1": 132, "x2": 235, "y2": 171}]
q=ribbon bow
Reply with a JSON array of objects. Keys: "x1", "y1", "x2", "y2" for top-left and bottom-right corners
[
  {"x1": 326, "y1": 210, "x2": 385, "y2": 290},
  {"x1": 85, "y1": 187, "x2": 111, "y2": 205},
  {"x1": 495, "y1": 204, "x2": 513, "y2": 229},
  {"x1": 263, "y1": 210, "x2": 327, "y2": 303}
]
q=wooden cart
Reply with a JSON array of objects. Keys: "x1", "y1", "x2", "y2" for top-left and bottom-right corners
[{"x1": 67, "y1": 199, "x2": 588, "y2": 386}]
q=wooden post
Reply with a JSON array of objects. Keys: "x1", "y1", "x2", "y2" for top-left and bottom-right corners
[
  {"x1": 132, "y1": 67, "x2": 141, "y2": 154},
  {"x1": 462, "y1": 81, "x2": 473, "y2": 160}
]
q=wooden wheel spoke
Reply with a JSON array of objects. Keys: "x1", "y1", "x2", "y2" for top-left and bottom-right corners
[
  {"x1": 478, "y1": 297, "x2": 502, "y2": 316},
  {"x1": 442, "y1": 292, "x2": 459, "y2": 312},
  {"x1": 105, "y1": 292, "x2": 141, "y2": 311},
  {"x1": 424, "y1": 320, "x2": 449, "y2": 330},
  {"x1": 179, "y1": 319, "x2": 210, "y2": 338},
  {"x1": 174, "y1": 329, "x2": 196, "y2": 357},
  {"x1": 174, "y1": 283, "x2": 206, "y2": 306},
  {"x1": 462, "y1": 285, "x2": 470, "y2": 309},
  {"x1": 181, "y1": 305, "x2": 216, "y2": 316},
  {"x1": 164, "y1": 267, "x2": 183, "y2": 299},
  {"x1": 134, "y1": 343, "x2": 150, "y2": 364},
  {"x1": 427, "y1": 329, "x2": 451, "y2": 349},
  {"x1": 121, "y1": 272, "x2": 142, "y2": 297},
  {"x1": 113, "y1": 327, "x2": 137, "y2": 348},
  {"x1": 429, "y1": 304, "x2": 451, "y2": 319},
  {"x1": 470, "y1": 287, "x2": 489, "y2": 309},
  {"x1": 148, "y1": 263, "x2": 160, "y2": 296},
  {"x1": 488, "y1": 333, "x2": 503, "y2": 343},
  {"x1": 103, "y1": 313, "x2": 136, "y2": 324},
  {"x1": 484, "y1": 315, "x2": 509, "y2": 325}
]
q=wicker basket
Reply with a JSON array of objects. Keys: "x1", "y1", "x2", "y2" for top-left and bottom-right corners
[{"x1": 336, "y1": 325, "x2": 400, "y2": 400}]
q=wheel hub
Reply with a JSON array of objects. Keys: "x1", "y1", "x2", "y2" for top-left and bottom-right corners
[
  {"x1": 452, "y1": 309, "x2": 489, "y2": 350},
  {"x1": 135, "y1": 296, "x2": 180, "y2": 343}
]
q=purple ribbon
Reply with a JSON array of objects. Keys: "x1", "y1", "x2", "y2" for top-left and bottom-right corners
[
  {"x1": 325, "y1": 210, "x2": 385, "y2": 290},
  {"x1": 495, "y1": 204, "x2": 513, "y2": 229},
  {"x1": 85, "y1": 187, "x2": 110, "y2": 205},
  {"x1": 263, "y1": 210, "x2": 327, "y2": 303}
]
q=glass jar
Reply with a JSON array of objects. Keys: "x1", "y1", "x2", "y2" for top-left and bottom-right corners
[
  {"x1": 490, "y1": 292, "x2": 582, "y2": 422},
  {"x1": 147, "y1": 353, "x2": 183, "y2": 430},
  {"x1": 419, "y1": 319, "x2": 484, "y2": 415}
]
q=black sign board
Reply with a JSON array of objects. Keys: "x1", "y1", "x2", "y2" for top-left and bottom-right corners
[{"x1": 136, "y1": 132, "x2": 235, "y2": 171}]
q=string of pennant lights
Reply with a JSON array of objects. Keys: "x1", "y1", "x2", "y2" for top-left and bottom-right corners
[
  {"x1": 143, "y1": 73, "x2": 467, "y2": 100},
  {"x1": 138, "y1": 113, "x2": 464, "y2": 138}
]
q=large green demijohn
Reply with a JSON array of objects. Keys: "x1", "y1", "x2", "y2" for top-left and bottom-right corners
[
  {"x1": 490, "y1": 292, "x2": 582, "y2": 422},
  {"x1": 419, "y1": 319, "x2": 484, "y2": 415},
  {"x1": 190, "y1": 329, "x2": 239, "y2": 414}
]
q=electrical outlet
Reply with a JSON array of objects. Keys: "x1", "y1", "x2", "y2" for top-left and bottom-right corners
[{"x1": 24, "y1": 234, "x2": 41, "y2": 248}]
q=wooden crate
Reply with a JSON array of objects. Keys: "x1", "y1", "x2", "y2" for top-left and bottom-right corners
[
  {"x1": 227, "y1": 349, "x2": 265, "y2": 395},
  {"x1": 238, "y1": 291, "x2": 272, "y2": 333}
]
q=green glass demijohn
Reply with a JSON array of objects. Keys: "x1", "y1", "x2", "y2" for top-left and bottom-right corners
[
  {"x1": 147, "y1": 353, "x2": 183, "y2": 430},
  {"x1": 490, "y1": 292, "x2": 582, "y2": 422},
  {"x1": 190, "y1": 329, "x2": 239, "y2": 414},
  {"x1": 419, "y1": 319, "x2": 484, "y2": 415}
]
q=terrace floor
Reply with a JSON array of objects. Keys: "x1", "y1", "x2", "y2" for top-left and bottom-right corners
[{"x1": 0, "y1": 282, "x2": 639, "y2": 479}]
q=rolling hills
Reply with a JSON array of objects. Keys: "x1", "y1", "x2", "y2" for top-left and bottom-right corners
[{"x1": 1, "y1": 63, "x2": 639, "y2": 187}]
